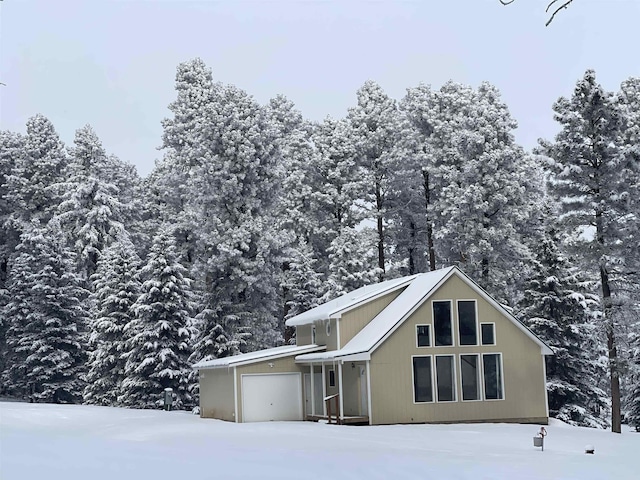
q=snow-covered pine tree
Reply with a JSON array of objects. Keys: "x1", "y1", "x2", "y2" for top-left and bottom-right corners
[
  {"x1": 541, "y1": 70, "x2": 636, "y2": 433},
  {"x1": 119, "y1": 228, "x2": 194, "y2": 409},
  {"x1": 520, "y1": 205, "x2": 608, "y2": 427},
  {"x1": 84, "y1": 234, "x2": 142, "y2": 406},
  {"x1": 1, "y1": 220, "x2": 88, "y2": 402},
  {"x1": 348, "y1": 81, "x2": 401, "y2": 279},
  {"x1": 56, "y1": 126, "x2": 125, "y2": 284},
  {"x1": 8, "y1": 114, "x2": 68, "y2": 225}
]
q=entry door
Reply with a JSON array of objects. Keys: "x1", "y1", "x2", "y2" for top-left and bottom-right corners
[
  {"x1": 359, "y1": 365, "x2": 368, "y2": 416},
  {"x1": 241, "y1": 373, "x2": 302, "y2": 422},
  {"x1": 303, "y1": 372, "x2": 323, "y2": 416}
]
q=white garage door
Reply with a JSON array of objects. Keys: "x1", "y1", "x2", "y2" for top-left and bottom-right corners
[{"x1": 241, "y1": 373, "x2": 303, "y2": 422}]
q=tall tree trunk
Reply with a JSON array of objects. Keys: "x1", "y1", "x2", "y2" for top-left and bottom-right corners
[
  {"x1": 375, "y1": 179, "x2": 385, "y2": 280},
  {"x1": 408, "y1": 220, "x2": 416, "y2": 275},
  {"x1": 597, "y1": 210, "x2": 621, "y2": 433},
  {"x1": 422, "y1": 170, "x2": 436, "y2": 271}
]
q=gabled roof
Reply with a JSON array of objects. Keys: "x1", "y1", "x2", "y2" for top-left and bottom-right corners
[
  {"x1": 285, "y1": 274, "x2": 419, "y2": 327},
  {"x1": 295, "y1": 266, "x2": 553, "y2": 363},
  {"x1": 193, "y1": 344, "x2": 325, "y2": 370}
]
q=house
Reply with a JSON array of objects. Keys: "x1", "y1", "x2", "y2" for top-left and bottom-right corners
[{"x1": 193, "y1": 266, "x2": 553, "y2": 425}]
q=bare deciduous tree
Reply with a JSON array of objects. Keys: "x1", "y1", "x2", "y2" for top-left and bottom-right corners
[{"x1": 500, "y1": 0, "x2": 575, "y2": 26}]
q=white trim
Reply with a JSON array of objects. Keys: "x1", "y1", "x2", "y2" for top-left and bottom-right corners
[
  {"x1": 434, "y1": 354, "x2": 457, "y2": 403},
  {"x1": 542, "y1": 355, "x2": 549, "y2": 418},
  {"x1": 338, "y1": 362, "x2": 344, "y2": 418},
  {"x1": 481, "y1": 352, "x2": 505, "y2": 401},
  {"x1": 411, "y1": 354, "x2": 435, "y2": 404},
  {"x1": 457, "y1": 299, "x2": 479, "y2": 347},
  {"x1": 310, "y1": 365, "x2": 315, "y2": 418},
  {"x1": 233, "y1": 366, "x2": 239, "y2": 423},
  {"x1": 415, "y1": 324, "x2": 431, "y2": 348},
  {"x1": 366, "y1": 360, "x2": 372, "y2": 425},
  {"x1": 433, "y1": 299, "x2": 455, "y2": 347},
  {"x1": 194, "y1": 344, "x2": 325, "y2": 369},
  {"x1": 459, "y1": 354, "x2": 482, "y2": 402},
  {"x1": 480, "y1": 322, "x2": 496, "y2": 346},
  {"x1": 321, "y1": 363, "x2": 327, "y2": 416}
]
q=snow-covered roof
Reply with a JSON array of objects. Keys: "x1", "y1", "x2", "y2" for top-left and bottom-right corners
[
  {"x1": 285, "y1": 274, "x2": 419, "y2": 327},
  {"x1": 295, "y1": 266, "x2": 553, "y2": 363},
  {"x1": 193, "y1": 344, "x2": 325, "y2": 369}
]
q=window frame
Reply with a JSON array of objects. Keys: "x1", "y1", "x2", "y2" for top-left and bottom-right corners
[
  {"x1": 411, "y1": 355, "x2": 435, "y2": 404},
  {"x1": 434, "y1": 354, "x2": 457, "y2": 403},
  {"x1": 459, "y1": 354, "x2": 482, "y2": 402},
  {"x1": 328, "y1": 368, "x2": 335, "y2": 387},
  {"x1": 457, "y1": 299, "x2": 479, "y2": 346},
  {"x1": 311, "y1": 325, "x2": 316, "y2": 344},
  {"x1": 432, "y1": 300, "x2": 454, "y2": 347},
  {"x1": 481, "y1": 353, "x2": 505, "y2": 401},
  {"x1": 415, "y1": 324, "x2": 431, "y2": 348},
  {"x1": 480, "y1": 322, "x2": 496, "y2": 346}
]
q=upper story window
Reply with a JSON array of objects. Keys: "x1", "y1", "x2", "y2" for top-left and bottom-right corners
[
  {"x1": 311, "y1": 325, "x2": 316, "y2": 344},
  {"x1": 326, "y1": 321, "x2": 331, "y2": 337},
  {"x1": 433, "y1": 301, "x2": 453, "y2": 346},
  {"x1": 481, "y1": 323, "x2": 495, "y2": 345},
  {"x1": 416, "y1": 325, "x2": 431, "y2": 347},
  {"x1": 457, "y1": 300, "x2": 478, "y2": 345}
]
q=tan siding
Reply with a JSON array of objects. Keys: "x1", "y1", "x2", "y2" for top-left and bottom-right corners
[
  {"x1": 235, "y1": 355, "x2": 304, "y2": 422},
  {"x1": 314, "y1": 318, "x2": 337, "y2": 350},
  {"x1": 370, "y1": 274, "x2": 547, "y2": 425},
  {"x1": 339, "y1": 289, "x2": 404, "y2": 347},
  {"x1": 296, "y1": 325, "x2": 312, "y2": 346},
  {"x1": 199, "y1": 368, "x2": 236, "y2": 422}
]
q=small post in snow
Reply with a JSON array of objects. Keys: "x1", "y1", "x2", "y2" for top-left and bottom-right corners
[
  {"x1": 533, "y1": 426, "x2": 547, "y2": 451},
  {"x1": 163, "y1": 388, "x2": 173, "y2": 411}
]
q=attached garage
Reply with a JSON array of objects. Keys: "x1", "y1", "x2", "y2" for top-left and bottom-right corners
[
  {"x1": 241, "y1": 373, "x2": 303, "y2": 422},
  {"x1": 193, "y1": 344, "x2": 325, "y2": 423}
]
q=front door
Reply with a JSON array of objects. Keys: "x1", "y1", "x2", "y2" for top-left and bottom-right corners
[{"x1": 359, "y1": 365, "x2": 368, "y2": 416}]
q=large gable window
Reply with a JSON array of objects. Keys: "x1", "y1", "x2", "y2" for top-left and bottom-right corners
[
  {"x1": 460, "y1": 354, "x2": 481, "y2": 401},
  {"x1": 483, "y1": 353, "x2": 504, "y2": 400},
  {"x1": 435, "y1": 355, "x2": 456, "y2": 402},
  {"x1": 457, "y1": 300, "x2": 478, "y2": 345},
  {"x1": 433, "y1": 301, "x2": 453, "y2": 346},
  {"x1": 412, "y1": 356, "x2": 433, "y2": 403}
]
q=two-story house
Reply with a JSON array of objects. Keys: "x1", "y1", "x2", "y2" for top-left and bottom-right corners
[{"x1": 193, "y1": 266, "x2": 552, "y2": 425}]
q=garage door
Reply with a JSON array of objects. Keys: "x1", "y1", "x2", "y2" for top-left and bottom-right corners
[{"x1": 241, "y1": 373, "x2": 303, "y2": 422}]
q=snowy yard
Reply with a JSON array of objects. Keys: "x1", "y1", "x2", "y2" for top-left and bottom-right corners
[{"x1": 0, "y1": 402, "x2": 637, "y2": 480}]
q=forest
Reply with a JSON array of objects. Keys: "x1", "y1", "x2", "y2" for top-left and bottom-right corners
[{"x1": 0, "y1": 59, "x2": 638, "y2": 432}]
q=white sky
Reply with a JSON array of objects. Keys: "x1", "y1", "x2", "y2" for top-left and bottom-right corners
[{"x1": 1, "y1": 0, "x2": 639, "y2": 177}]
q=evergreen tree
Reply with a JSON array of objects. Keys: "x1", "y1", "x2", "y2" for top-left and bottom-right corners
[
  {"x1": 84, "y1": 234, "x2": 142, "y2": 406},
  {"x1": 56, "y1": 125, "x2": 125, "y2": 283},
  {"x1": 2, "y1": 221, "x2": 88, "y2": 402},
  {"x1": 541, "y1": 70, "x2": 636, "y2": 433},
  {"x1": 119, "y1": 228, "x2": 194, "y2": 409},
  {"x1": 520, "y1": 206, "x2": 608, "y2": 427}
]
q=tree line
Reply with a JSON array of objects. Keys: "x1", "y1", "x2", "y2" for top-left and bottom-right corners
[{"x1": 0, "y1": 61, "x2": 638, "y2": 432}]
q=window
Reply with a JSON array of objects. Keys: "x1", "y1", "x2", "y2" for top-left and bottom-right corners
[
  {"x1": 481, "y1": 323, "x2": 495, "y2": 345},
  {"x1": 435, "y1": 355, "x2": 456, "y2": 402},
  {"x1": 412, "y1": 356, "x2": 433, "y2": 403},
  {"x1": 460, "y1": 354, "x2": 481, "y2": 401},
  {"x1": 433, "y1": 301, "x2": 453, "y2": 346},
  {"x1": 457, "y1": 300, "x2": 477, "y2": 345},
  {"x1": 416, "y1": 325, "x2": 431, "y2": 347},
  {"x1": 326, "y1": 321, "x2": 331, "y2": 337},
  {"x1": 311, "y1": 325, "x2": 316, "y2": 344},
  {"x1": 329, "y1": 369, "x2": 335, "y2": 387},
  {"x1": 483, "y1": 354, "x2": 504, "y2": 400}
]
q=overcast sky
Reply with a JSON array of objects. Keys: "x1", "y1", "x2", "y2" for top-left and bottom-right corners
[{"x1": 1, "y1": 0, "x2": 639, "y2": 177}]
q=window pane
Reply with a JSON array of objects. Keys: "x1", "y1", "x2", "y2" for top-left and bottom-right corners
[
  {"x1": 458, "y1": 301, "x2": 477, "y2": 345},
  {"x1": 436, "y1": 356, "x2": 455, "y2": 402},
  {"x1": 481, "y1": 324, "x2": 495, "y2": 345},
  {"x1": 329, "y1": 370, "x2": 335, "y2": 387},
  {"x1": 433, "y1": 301, "x2": 452, "y2": 346},
  {"x1": 483, "y1": 354, "x2": 503, "y2": 400},
  {"x1": 417, "y1": 325, "x2": 430, "y2": 347},
  {"x1": 413, "y1": 357, "x2": 433, "y2": 402},
  {"x1": 460, "y1": 355, "x2": 480, "y2": 401}
]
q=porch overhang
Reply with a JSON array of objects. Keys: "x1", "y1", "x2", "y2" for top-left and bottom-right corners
[{"x1": 295, "y1": 349, "x2": 371, "y2": 364}]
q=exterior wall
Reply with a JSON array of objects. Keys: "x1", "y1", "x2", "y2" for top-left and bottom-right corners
[
  {"x1": 339, "y1": 289, "x2": 404, "y2": 348},
  {"x1": 369, "y1": 274, "x2": 548, "y2": 425},
  {"x1": 314, "y1": 318, "x2": 337, "y2": 350},
  {"x1": 296, "y1": 325, "x2": 312, "y2": 346},
  {"x1": 199, "y1": 367, "x2": 236, "y2": 422},
  {"x1": 235, "y1": 355, "x2": 305, "y2": 423}
]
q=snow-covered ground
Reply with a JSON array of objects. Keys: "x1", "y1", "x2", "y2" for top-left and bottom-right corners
[{"x1": 0, "y1": 402, "x2": 637, "y2": 480}]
